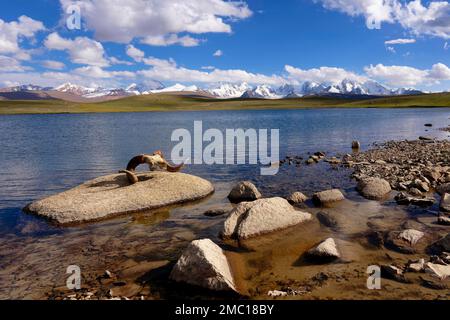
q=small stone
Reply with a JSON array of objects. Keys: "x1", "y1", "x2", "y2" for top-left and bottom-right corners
[
  {"x1": 408, "y1": 259, "x2": 425, "y2": 272},
  {"x1": 312, "y1": 189, "x2": 345, "y2": 205},
  {"x1": 437, "y1": 215, "x2": 450, "y2": 226},
  {"x1": 306, "y1": 238, "x2": 340, "y2": 261},
  {"x1": 352, "y1": 141, "x2": 361, "y2": 149},
  {"x1": 267, "y1": 290, "x2": 288, "y2": 297},
  {"x1": 440, "y1": 193, "x2": 450, "y2": 212},
  {"x1": 286, "y1": 192, "x2": 308, "y2": 204},
  {"x1": 227, "y1": 181, "x2": 261, "y2": 203},
  {"x1": 170, "y1": 239, "x2": 237, "y2": 292},
  {"x1": 381, "y1": 265, "x2": 409, "y2": 283}
]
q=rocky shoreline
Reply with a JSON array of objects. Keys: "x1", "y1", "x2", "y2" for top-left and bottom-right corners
[{"x1": 45, "y1": 137, "x2": 450, "y2": 300}]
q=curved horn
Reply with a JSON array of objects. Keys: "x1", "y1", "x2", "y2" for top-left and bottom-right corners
[
  {"x1": 166, "y1": 161, "x2": 184, "y2": 172},
  {"x1": 119, "y1": 169, "x2": 139, "y2": 184}
]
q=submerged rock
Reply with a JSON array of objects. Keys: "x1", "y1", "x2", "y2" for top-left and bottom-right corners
[
  {"x1": 385, "y1": 229, "x2": 424, "y2": 254},
  {"x1": 316, "y1": 211, "x2": 339, "y2": 230},
  {"x1": 204, "y1": 208, "x2": 230, "y2": 217},
  {"x1": 170, "y1": 239, "x2": 237, "y2": 292},
  {"x1": 25, "y1": 172, "x2": 214, "y2": 224},
  {"x1": 357, "y1": 177, "x2": 391, "y2": 200},
  {"x1": 427, "y1": 233, "x2": 450, "y2": 255},
  {"x1": 306, "y1": 238, "x2": 340, "y2": 261},
  {"x1": 221, "y1": 197, "x2": 311, "y2": 240},
  {"x1": 312, "y1": 189, "x2": 345, "y2": 205},
  {"x1": 227, "y1": 181, "x2": 261, "y2": 203},
  {"x1": 286, "y1": 192, "x2": 308, "y2": 204}
]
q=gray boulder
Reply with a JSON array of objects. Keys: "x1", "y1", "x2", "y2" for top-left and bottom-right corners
[
  {"x1": 357, "y1": 177, "x2": 391, "y2": 200},
  {"x1": 221, "y1": 197, "x2": 311, "y2": 240},
  {"x1": 170, "y1": 239, "x2": 237, "y2": 292},
  {"x1": 227, "y1": 181, "x2": 262, "y2": 203},
  {"x1": 25, "y1": 172, "x2": 214, "y2": 224}
]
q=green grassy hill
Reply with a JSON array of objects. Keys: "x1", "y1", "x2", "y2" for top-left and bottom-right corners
[{"x1": 0, "y1": 92, "x2": 449, "y2": 115}]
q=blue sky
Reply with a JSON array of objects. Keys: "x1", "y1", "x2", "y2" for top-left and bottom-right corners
[{"x1": 0, "y1": 0, "x2": 449, "y2": 91}]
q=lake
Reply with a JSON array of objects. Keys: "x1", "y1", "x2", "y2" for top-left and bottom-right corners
[{"x1": 0, "y1": 108, "x2": 449, "y2": 299}]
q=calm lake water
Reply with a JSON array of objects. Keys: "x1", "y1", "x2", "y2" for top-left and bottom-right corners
[{"x1": 0, "y1": 108, "x2": 449, "y2": 299}]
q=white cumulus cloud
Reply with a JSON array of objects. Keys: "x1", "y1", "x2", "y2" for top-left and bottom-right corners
[
  {"x1": 315, "y1": 0, "x2": 450, "y2": 38},
  {"x1": 284, "y1": 65, "x2": 367, "y2": 84},
  {"x1": 59, "y1": 0, "x2": 252, "y2": 44},
  {"x1": 126, "y1": 45, "x2": 145, "y2": 62},
  {"x1": 44, "y1": 32, "x2": 109, "y2": 67}
]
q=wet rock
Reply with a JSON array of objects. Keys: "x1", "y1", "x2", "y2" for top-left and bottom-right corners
[
  {"x1": 25, "y1": 172, "x2": 214, "y2": 224},
  {"x1": 409, "y1": 188, "x2": 423, "y2": 197},
  {"x1": 306, "y1": 238, "x2": 340, "y2": 261},
  {"x1": 394, "y1": 192, "x2": 434, "y2": 207},
  {"x1": 424, "y1": 262, "x2": 450, "y2": 280},
  {"x1": 424, "y1": 123, "x2": 433, "y2": 127},
  {"x1": 381, "y1": 265, "x2": 409, "y2": 283},
  {"x1": 420, "y1": 276, "x2": 448, "y2": 290},
  {"x1": 427, "y1": 233, "x2": 450, "y2": 255},
  {"x1": 423, "y1": 169, "x2": 441, "y2": 182},
  {"x1": 312, "y1": 189, "x2": 345, "y2": 205},
  {"x1": 204, "y1": 208, "x2": 230, "y2": 217},
  {"x1": 437, "y1": 183, "x2": 450, "y2": 195},
  {"x1": 352, "y1": 141, "x2": 361, "y2": 149},
  {"x1": 221, "y1": 197, "x2": 311, "y2": 240},
  {"x1": 227, "y1": 181, "x2": 261, "y2": 203},
  {"x1": 437, "y1": 215, "x2": 450, "y2": 226},
  {"x1": 419, "y1": 136, "x2": 433, "y2": 141},
  {"x1": 414, "y1": 179, "x2": 430, "y2": 193},
  {"x1": 385, "y1": 230, "x2": 423, "y2": 254},
  {"x1": 286, "y1": 192, "x2": 308, "y2": 205},
  {"x1": 316, "y1": 211, "x2": 339, "y2": 230},
  {"x1": 170, "y1": 239, "x2": 237, "y2": 292},
  {"x1": 306, "y1": 158, "x2": 315, "y2": 165},
  {"x1": 357, "y1": 177, "x2": 391, "y2": 200},
  {"x1": 440, "y1": 193, "x2": 450, "y2": 212}
]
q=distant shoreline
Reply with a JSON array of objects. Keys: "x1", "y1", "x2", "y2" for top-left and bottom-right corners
[{"x1": 0, "y1": 92, "x2": 449, "y2": 115}]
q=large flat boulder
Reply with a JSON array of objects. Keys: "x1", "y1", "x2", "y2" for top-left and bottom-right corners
[
  {"x1": 170, "y1": 239, "x2": 237, "y2": 292},
  {"x1": 25, "y1": 172, "x2": 214, "y2": 224},
  {"x1": 221, "y1": 197, "x2": 312, "y2": 240}
]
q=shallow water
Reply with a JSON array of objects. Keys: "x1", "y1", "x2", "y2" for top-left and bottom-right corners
[{"x1": 0, "y1": 108, "x2": 449, "y2": 299}]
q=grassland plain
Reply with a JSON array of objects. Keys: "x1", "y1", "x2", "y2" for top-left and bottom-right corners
[{"x1": 0, "y1": 92, "x2": 449, "y2": 115}]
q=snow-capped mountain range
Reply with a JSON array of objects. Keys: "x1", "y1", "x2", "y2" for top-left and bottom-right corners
[{"x1": 3, "y1": 79, "x2": 423, "y2": 100}]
